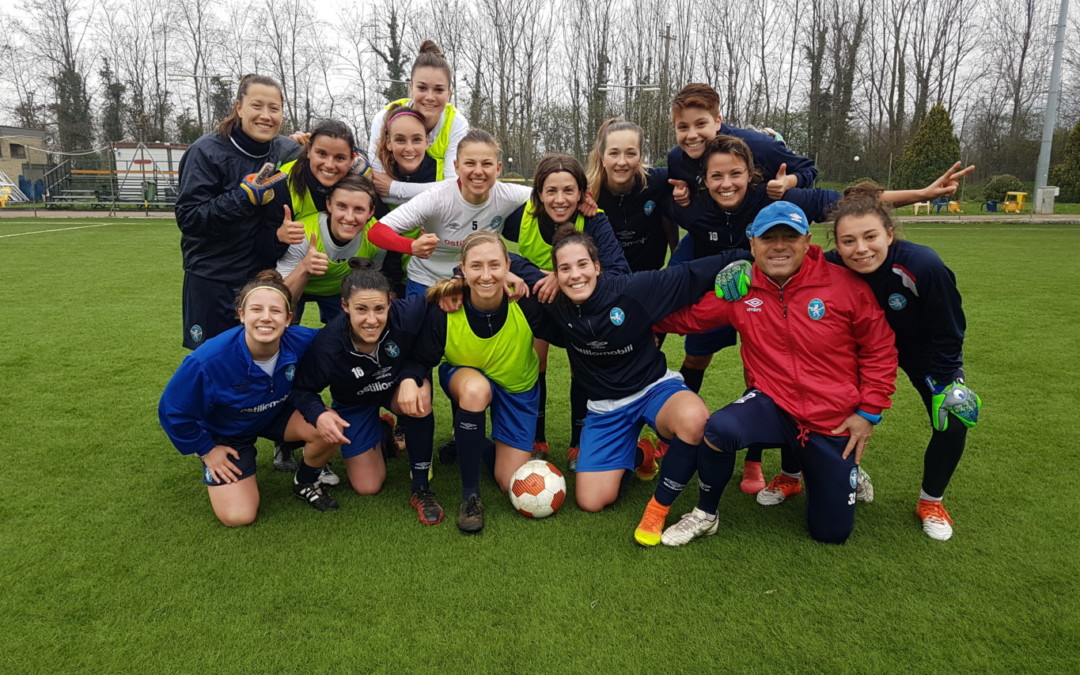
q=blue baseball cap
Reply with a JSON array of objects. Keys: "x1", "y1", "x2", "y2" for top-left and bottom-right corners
[{"x1": 746, "y1": 201, "x2": 810, "y2": 238}]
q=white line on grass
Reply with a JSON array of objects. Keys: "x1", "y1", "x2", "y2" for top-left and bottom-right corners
[{"x1": 0, "y1": 222, "x2": 121, "y2": 239}]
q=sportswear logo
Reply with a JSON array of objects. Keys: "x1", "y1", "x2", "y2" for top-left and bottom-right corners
[
  {"x1": 644, "y1": 200, "x2": 656, "y2": 216},
  {"x1": 285, "y1": 364, "x2": 296, "y2": 381},
  {"x1": 849, "y1": 467, "x2": 858, "y2": 489},
  {"x1": 744, "y1": 298, "x2": 763, "y2": 308},
  {"x1": 888, "y1": 293, "x2": 907, "y2": 311},
  {"x1": 352, "y1": 366, "x2": 365, "y2": 378},
  {"x1": 609, "y1": 307, "x2": 625, "y2": 326},
  {"x1": 734, "y1": 390, "x2": 759, "y2": 404},
  {"x1": 586, "y1": 340, "x2": 608, "y2": 350},
  {"x1": 892, "y1": 264, "x2": 920, "y2": 297},
  {"x1": 385, "y1": 341, "x2": 400, "y2": 357},
  {"x1": 460, "y1": 422, "x2": 478, "y2": 431},
  {"x1": 807, "y1": 299, "x2": 826, "y2": 320},
  {"x1": 189, "y1": 324, "x2": 204, "y2": 343},
  {"x1": 789, "y1": 212, "x2": 803, "y2": 223}
]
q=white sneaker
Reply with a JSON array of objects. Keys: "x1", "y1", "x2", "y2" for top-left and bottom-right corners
[
  {"x1": 756, "y1": 473, "x2": 802, "y2": 506},
  {"x1": 917, "y1": 499, "x2": 954, "y2": 541},
  {"x1": 318, "y1": 463, "x2": 341, "y2": 487},
  {"x1": 661, "y1": 508, "x2": 719, "y2": 547},
  {"x1": 856, "y1": 465, "x2": 874, "y2": 503}
]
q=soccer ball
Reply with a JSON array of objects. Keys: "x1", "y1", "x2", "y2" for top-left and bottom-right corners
[{"x1": 509, "y1": 460, "x2": 567, "y2": 519}]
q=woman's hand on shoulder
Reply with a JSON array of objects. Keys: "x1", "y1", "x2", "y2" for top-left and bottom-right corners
[{"x1": 533, "y1": 271, "x2": 561, "y2": 304}]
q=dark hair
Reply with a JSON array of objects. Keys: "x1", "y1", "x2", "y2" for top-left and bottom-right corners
[
  {"x1": 216, "y1": 74, "x2": 284, "y2": 138},
  {"x1": 531, "y1": 154, "x2": 587, "y2": 222},
  {"x1": 235, "y1": 269, "x2": 292, "y2": 314},
  {"x1": 288, "y1": 119, "x2": 357, "y2": 199},
  {"x1": 378, "y1": 103, "x2": 428, "y2": 180},
  {"x1": 329, "y1": 173, "x2": 379, "y2": 207},
  {"x1": 586, "y1": 118, "x2": 649, "y2": 197},
  {"x1": 412, "y1": 40, "x2": 452, "y2": 84},
  {"x1": 829, "y1": 181, "x2": 902, "y2": 243},
  {"x1": 671, "y1": 82, "x2": 720, "y2": 118},
  {"x1": 700, "y1": 135, "x2": 763, "y2": 187},
  {"x1": 341, "y1": 257, "x2": 392, "y2": 301},
  {"x1": 457, "y1": 128, "x2": 501, "y2": 160},
  {"x1": 551, "y1": 224, "x2": 600, "y2": 267}
]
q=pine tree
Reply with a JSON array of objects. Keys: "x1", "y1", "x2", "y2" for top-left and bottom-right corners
[
  {"x1": 1049, "y1": 120, "x2": 1080, "y2": 202},
  {"x1": 894, "y1": 104, "x2": 961, "y2": 190}
]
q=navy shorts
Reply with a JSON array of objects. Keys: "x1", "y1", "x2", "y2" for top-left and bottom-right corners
[
  {"x1": 705, "y1": 389, "x2": 857, "y2": 544},
  {"x1": 183, "y1": 272, "x2": 240, "y2": 350},
  {"x1": 294, "y1": 293, "x2": 344, "y2": 326},
  {"x1": 439, "y1": 364, "x2": 538, "y2": 451},
  {"x1": 333, "y1": 403, "x2": 383, "y2": 458},
  {"x1": 577, "y1": 377, "x2": 686, "y2": 473},
  {"x1": 201, "y1": 403, "x2": 295, "y2": 486}
]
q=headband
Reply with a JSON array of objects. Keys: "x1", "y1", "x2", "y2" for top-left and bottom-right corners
[
  {"x1": 387, "y1": 109, "x2": 426, "y2": 126},
  {"x1": 241, "y1": 286, "x2": 292, "y2": 311}
]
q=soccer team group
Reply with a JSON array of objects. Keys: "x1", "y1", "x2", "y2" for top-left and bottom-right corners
[{"x1": 158, "y1": 40, "x2": 984, "y2": 546}]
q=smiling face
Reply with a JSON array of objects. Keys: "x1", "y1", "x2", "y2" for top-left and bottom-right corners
[
  {"x1": 462, "y1": 241, "x2": 508, "y2": 308},
  {"x1": 454, "y1": 141, "x2": 502, "y2": 204},
  {"x1": 554, "y1": 242, "x2": 601, "y2": 303},
  {"x1": 409, "y1": 67, "x2": 451, "y2": 130},
  {"x1": 704, "y1": 151, "x2": 750, "y2": 211},
  {"x1": 238, "y1": 288, "x2": 291, "y2": 353},
  {"x1": 236, "y1": 83, "x2": 284, "y2": 143},
  {"x1": 386, "y1": 113, "x2": 429, "y2": 175},
  {"x1": 749, "y1": 225, "x2": 811, "y2": 286},
  {"x1": 834, "y1": 213, "x2": 894, "y2": 275},
  {"x1": 308, "y1": 135, "x2": 353, "y2": 187},
  {"x1": 673, "y1": 106, "x2": 721, "y2": 160},
  {"x1": 602, "y1": 129, "x2": 642, "y2": 193},
  {"x1": 328, "y1": 189, "x2": 376, "y2": 242},
  {"x1": 540, "y1": 171, "x2": 581, "y2": 225},
  {"x1": 342, "y1": 288, "x2": 390, "y2": 350}
]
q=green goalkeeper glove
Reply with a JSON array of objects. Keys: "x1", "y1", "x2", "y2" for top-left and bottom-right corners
[
  {"x1": 926, "y1": 377, "x2": 982, "y2": 431},
  {"x1": 714, "y1": 260, "x2": 752, "y2": 301},
  {"x1": 240, "y1": 162, "x2": 287, "y2": 206}
]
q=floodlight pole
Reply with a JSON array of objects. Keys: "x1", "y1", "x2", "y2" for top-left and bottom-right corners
[{"x1": 1035, "y1": 0, "x2": 1069, "y2": 190}]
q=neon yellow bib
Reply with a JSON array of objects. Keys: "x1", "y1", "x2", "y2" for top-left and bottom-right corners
[
  {"x1": 387, "y1": 99, "x2": 457, "y2": 181},
  {"x1": 443, "y1": 301, "x2": 538, "y2": 393},
  {"x1": 517, "y1": 202, "x2": 586, "y2": 271},
  {"x1": 302, "y1": 215, "x2": 381, "y2": 297}
]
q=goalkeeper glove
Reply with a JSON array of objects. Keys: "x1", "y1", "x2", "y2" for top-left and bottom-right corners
[
  {"x1": 925, "y1": 376, "x2": 982, "y2": 431},
  {"x1": 715, "y1": 260, "x2": 752, "y2": 301},
  {"x1": 240, "y1": 162, "x2": 287, "y2": 206}
]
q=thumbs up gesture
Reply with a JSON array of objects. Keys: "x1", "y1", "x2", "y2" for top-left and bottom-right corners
[
  {"x1": 277, "y1": 205, "x2": 307, "y2": 245},
  {"x1": 410, "y1": 229, "x2": 440, "y2": 258},
  {"x1": 766, "y1": 163, "x2": 794, "y2": 200},
  {"x1": 302, "y1": 231, "x2": 329, "y2": 276}
]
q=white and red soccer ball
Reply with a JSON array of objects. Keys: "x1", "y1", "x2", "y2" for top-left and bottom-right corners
[{"x1": 509, "y1": 460, "x2": 566, "y2": 518}]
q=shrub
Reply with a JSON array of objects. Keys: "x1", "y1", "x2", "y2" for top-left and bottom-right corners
[{"x1": 983, "y1": 174, "x2": 1025, "y2": 203}]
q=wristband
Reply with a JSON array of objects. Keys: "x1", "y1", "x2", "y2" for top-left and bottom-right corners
[{"x1": 856, "y1": 410, "x2": 882, "y2": 425}]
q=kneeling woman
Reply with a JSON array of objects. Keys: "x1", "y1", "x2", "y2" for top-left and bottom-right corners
[
  {"x1": 519, "y1": 227, "x2": 744, "y2": 516},
  {"x1": 412, "y1": 232, "x2": 553, "y2": 534},
  {"x1": 288, "y1": 258, "x2": 440, "y2": 522},
  {"x1": 158, "y1": 270, "x2": 334, "y2": 526}
]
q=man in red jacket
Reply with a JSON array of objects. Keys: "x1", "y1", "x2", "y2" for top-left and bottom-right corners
[{"x1": 634, "y1": 201, "x2": 897, "y2": 547}]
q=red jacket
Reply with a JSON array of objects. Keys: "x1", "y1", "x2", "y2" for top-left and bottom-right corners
[{"x1": 657, "y1": 245, "x2": 897, "y2": 435}]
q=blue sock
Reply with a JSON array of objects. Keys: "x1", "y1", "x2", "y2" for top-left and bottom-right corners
[
  {"x1": 455, "y1": 408, "x2": 486, "y2": 499},
  {"x1": 404, "y1": 412, "x2": 434, "y2": 492},
  {"x1": 697, "y1": 443, "x2": 737, "y2": 515},
  {"x1": 653, "y1": 436, "x2": 700, "y2": 506}
]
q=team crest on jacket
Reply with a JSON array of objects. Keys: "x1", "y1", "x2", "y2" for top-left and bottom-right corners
[
  {"x1": 491, "y1": 216, "x2": 503, "y2": 229},
  {"x1": 849, "y1": 467, "x2": 858, "y2": 489},
  {"x1": 609, "y1": 307, "x2": 625, "y2": 326},
  {"x1": 644, "y1": 200, "x2": 656, "y2": 216},
  {"x1": 888, "y1": 293, "x2": 907, "y2": 311},
  {"x1": 385, "y1": 341, "x2": 400, "y2": 357},
  {"x1": 285, "y1": 364, "x2": 296, "y2": 381},
  {"x1": 807, "y1": 299, "x2": 826, "y2": 320},
  {"x1": 189, "y1": 324, "x2": 204, "y2": 343}
]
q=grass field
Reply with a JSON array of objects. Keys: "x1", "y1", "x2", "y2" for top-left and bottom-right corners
[{"x1": 1, "y1": 217, "x2": 1077, "y2": 673}]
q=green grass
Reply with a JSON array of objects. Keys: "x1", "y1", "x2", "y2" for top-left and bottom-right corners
[{"x1": 1, "y1": 218, "x2": 1077, "y2": 673}]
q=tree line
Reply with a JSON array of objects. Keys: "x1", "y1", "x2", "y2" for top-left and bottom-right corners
[{"x1": 1, "y1": 0, "x2": 1077, "y2": 187}]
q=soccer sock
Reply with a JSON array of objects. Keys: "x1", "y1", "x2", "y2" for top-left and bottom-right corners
[
  {"x1": 634, "y1": 446, "x2": 645, "y2": 469},
  {"x1": 534, "y1": 371, "x2": 547, "y2": 443},
  {"x1": 569, "y1": 378, "x2": 587, "y2": 448},
  {"x1": 779, "y1": 444, "x2": 803, "y2": 476},
  {"x1": 455, "y1": 408, "x2": 486, "y2": 499},
  {"x1": 922, "y1": 424, "x2": 967, "y2": 498},
  {"x1": 697, "y1": 443, "x2": 736, "y2": 515},
  {"x1": 481, "y1": 438, "x2": 496, "y2": 474},
  {"x1": 745, "y1": 443, "x2": 765, "y2": 463},
  {"x1": 403, "y1": 412, "x2": 435, "y2": 492},
  {"x1": 653, "y1": 436, "x2": 700, "y2": 507},
  {"x1": 295, "y1": 458, "x2": 321, "y2": 485},
  {"x1": 920, "y1": 490, "x2": 943, "y2": 502},
  {"x1": 679, "y1": 365, "x2": 706, "y2": 394}
]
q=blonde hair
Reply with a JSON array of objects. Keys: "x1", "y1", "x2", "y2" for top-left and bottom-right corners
[
  {"x1": 425, "y1": 231, "x2": 508, "y2": 304},
  {"x1": 586, "y1": 118, "x2": 650, "y2": 196}
]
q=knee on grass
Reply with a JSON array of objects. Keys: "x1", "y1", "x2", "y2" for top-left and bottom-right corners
[{"x1": 215, "y1": 506, "x2": 258, "y2": 528}]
